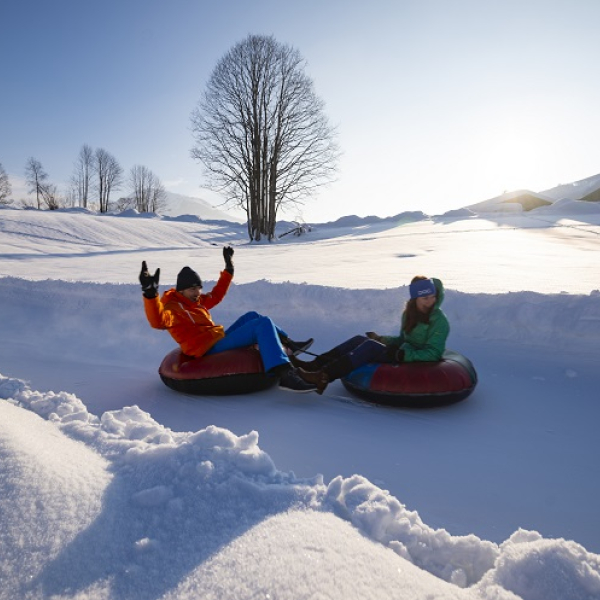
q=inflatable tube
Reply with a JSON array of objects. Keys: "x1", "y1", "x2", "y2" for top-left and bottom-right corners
[
  {"x1": 159, "y1": 347, "x2": 277, "y2": 395},
  {"x1": 341, "y1": 350, "x2": 477, "y2": 408}
]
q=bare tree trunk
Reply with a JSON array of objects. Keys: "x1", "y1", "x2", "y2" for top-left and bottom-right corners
[{"x1": 72, "y1": 144, "x2": 94, "y2": 208}]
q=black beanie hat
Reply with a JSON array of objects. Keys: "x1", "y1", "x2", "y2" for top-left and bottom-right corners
[{"x1": 176, "y1": 266, "x2": 202, "y2": 291}]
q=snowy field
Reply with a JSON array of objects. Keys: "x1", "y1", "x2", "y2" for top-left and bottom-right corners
[{"x1": 1, "y1": 202, "x2": 600, "y2": 600}]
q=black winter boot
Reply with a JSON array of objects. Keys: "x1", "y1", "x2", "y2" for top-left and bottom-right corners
[
  {"x1": 270, "y1": 363, "x2": 318, "y2": 393},
  {"x1": 290, "y1": 346, "x2": 345, "y2": 371},
  {"x1": 297, "y1": 355, "x2": 354, "y2": 395},
  {"x1": 280, "y1": 336, "x2": 314, "y2": 356},
  {"x1": 323, "y1": 355, "x2": 354, "y2": 381}
]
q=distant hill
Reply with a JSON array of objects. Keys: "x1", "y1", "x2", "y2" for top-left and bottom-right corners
[
  {"x1": 577, "y1": 187, "x2": 600, "y2": 202},
  {"x1": 540, "y1": 173, "x2": 600, "y2": 201},
  {"x1": 160, "y1": 192, "x2": 245, "y2": 222},
  {"x1": 316, "y1": 211, "x2": 427, "y2": 227},
  {"x1": 464, "y1": 173, "x2": 600, "y2": 214},
  {"x1": 502, "y1": 193, "x2": 552, "y2": 211},
  {"x1": 467, "y1": 190, "x2": 552, "y2": 213},
  {"x1": 159, "y1": 175, "x2": 600, "y2": 222}
]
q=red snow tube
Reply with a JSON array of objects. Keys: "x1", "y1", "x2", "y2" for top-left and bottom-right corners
[
  {"x1": 341, "y1": 350, "x2": 477, "y2": 408},
  {"x1": 159, "y1": 347, "x2": 277, "y2": 395}
]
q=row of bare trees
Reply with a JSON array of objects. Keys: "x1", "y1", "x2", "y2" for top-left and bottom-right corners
[
  {"x1": 68, "y1": 146, "x2": 166, "y2": 212},
  {"x1": 1, "y1": 149, "x2": 166, "y2": 213}
]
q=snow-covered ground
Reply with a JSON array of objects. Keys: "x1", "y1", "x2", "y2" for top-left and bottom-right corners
[{"x1": 1, "y1": 202, "x2": 599, "y2": 600}]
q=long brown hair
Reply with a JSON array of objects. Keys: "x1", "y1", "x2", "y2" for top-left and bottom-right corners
[{"x1": 402, "y1": 275, "x2": 434, "y2": 333}]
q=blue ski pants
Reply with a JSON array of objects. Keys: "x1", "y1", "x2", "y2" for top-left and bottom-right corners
[{"x1": 206, "y1": 311, "x2": 289, "y2": 373}]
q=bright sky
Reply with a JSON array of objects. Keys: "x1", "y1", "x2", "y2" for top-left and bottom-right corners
[{"x1": 2, "y1": 0, "x2": 600, "y2": 222}]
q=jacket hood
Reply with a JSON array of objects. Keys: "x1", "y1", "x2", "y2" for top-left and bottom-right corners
[{"x1": 432, "y1": 278, "x2": 445, "y2": 309}]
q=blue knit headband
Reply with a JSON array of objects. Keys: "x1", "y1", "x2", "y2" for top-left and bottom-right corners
[{"x1": 409, "y1": 279, "x2": 436, "y2": 299}]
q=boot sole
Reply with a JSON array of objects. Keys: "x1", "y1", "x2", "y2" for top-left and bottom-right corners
[
  {"x1": 278, "y1": 384, "x2": 318, "y2": 393},
  {"x1": 290, "y1": 339, "x2": 314, "y2": 356}
]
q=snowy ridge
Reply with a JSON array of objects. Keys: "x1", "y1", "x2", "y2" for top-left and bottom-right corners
[
  {"x1": 1, "y1": 278, "x2": 598, "y2": 358},
  {"x1": 540, "y1": 172, "x2": 600, "y2": 201},
  {"x1": 158, "y1": 191, "x2": 245, "y2": 223}
]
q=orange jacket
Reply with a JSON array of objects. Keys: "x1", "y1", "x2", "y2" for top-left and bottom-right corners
[{"x1": 143, "y1": 270, "x2": 233, "y2": 357}]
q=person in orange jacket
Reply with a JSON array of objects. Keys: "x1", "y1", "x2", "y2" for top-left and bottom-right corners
[{"x1": 139, "y1": 246, "x2": 316, "y2": 392}]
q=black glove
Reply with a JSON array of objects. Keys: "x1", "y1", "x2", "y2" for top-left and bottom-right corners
[
  {"x1": 384, "y1": 344, "x2": 405, "y2": 363},
  {"x1": 223, "y1": 246, "x2": 234, "y2": 274},
  {"x1": 139, "y1": 261, "x2": 160, "y2": 299}
]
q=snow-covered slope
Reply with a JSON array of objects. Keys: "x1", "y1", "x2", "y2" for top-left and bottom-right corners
[
  {"x1": 159, "y1": 191, "x2": 245, "y2": 222},
  {"x1": 540, "y1": 172, "x2": 600, "y2": 201},
  {"x1": 466, "y1": 190, "x2": 552, "y2": 213}
]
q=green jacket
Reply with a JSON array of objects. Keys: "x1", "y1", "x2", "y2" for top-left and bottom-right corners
[{"x1": 381, "y1": 278, "x2": 449, "y2": 362}]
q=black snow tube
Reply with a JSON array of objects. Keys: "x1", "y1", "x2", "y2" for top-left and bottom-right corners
[
  {"x1": 341, "y1": 350, "x2": 478, "y2": 408},
  {"x1": 159, "y1": 347, "x2": 277, "y2": 395}
]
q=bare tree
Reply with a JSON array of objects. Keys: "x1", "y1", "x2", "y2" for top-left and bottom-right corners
[
  {"x1": 112, "y1": 195, "x2": 135, "y2": 211},
  {"x1": 0, "y1": 162, "x2": 12, "y2": 204},
  {"x1": 191, "y1": 34, "x2": 339, "y2": 241},
  {"x1": 40, "y1": 183, "x2": 61, "y2": 210},
  {"x1": 64, "y1": 182, "x2": 80, "y2": 208},
  {"x1": 129, "y1": 165, "x2": 167, "y2": 213},
  {"x1": 25, "y1": 157, "x2": 49, "y2": 209},
  {"x1": 71, "y1": 144, "x2": 95, "y2": 208},
  {"x1": 94, "y1": 148, "x2": 123, "y2": 212},
  {"x1": 148, "y1": 181, "x2": 167, "y2": 213}
]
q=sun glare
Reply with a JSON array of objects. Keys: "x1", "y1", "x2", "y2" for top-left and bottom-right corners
[{"x1": 480, "y1": 126, "x2": 546, "y2": 194}]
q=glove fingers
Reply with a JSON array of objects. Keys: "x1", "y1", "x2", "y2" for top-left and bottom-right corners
[
  {"x1": 153, "y1": 268, "x2": 160, "y2": 284},
  {"x1": 141, "y1": 260, "x2": 148, "y2": 275}
]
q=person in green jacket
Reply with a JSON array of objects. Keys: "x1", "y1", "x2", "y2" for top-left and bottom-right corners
[{"x1": 294, "y1": 276, "x2": 450, "y2": 394}]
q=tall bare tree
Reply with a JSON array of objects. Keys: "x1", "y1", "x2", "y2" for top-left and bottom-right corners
[
  {"x1": 0, "y1": 162, "x2": 12, "y2": 204},
  {"x1": 94, "y1": 148, "x2": 123, "y2": 212},
  {"x1": 71, "y1": 144, "x2": 95, "y2": 208},
  {"x1": 129, "y1": 165, "x2": 167, "y2": 213},
  {"x1": 191, "y1": 34, "x2": 339, "y2": 241},
  {"x1": 24, "y1": 157, "x2": 48, "y2": 209}
]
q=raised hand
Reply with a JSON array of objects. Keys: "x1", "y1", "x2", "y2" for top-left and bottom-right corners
[
  {"x1": 139, "y1": 261, "x2": 160, "y2": 299},
  {"x1": 223, "y1": 246, "x2": 234, "y2": 274}
]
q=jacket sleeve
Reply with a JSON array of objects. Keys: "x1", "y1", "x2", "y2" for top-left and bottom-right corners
[
  {"x1": 143, "y1": 295, "x2": 174, "y2": 330},
  {"x1": 201, "y1": 270, "x2": 233, "y2": 310},
  {"x1": 380, "y1": 333, "x2": 403, "y2": 346},
  {"x1": 403, "y1": 313, "x2": 450, "y2": 362}
]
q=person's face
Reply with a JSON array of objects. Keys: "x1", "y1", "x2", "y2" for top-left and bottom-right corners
[
  {"x1": 181, "y1": 285, "x2": 202, "y2": 302},
  {"x1": 415, "y1": 294, "x2": 436, "y2": 314}
]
